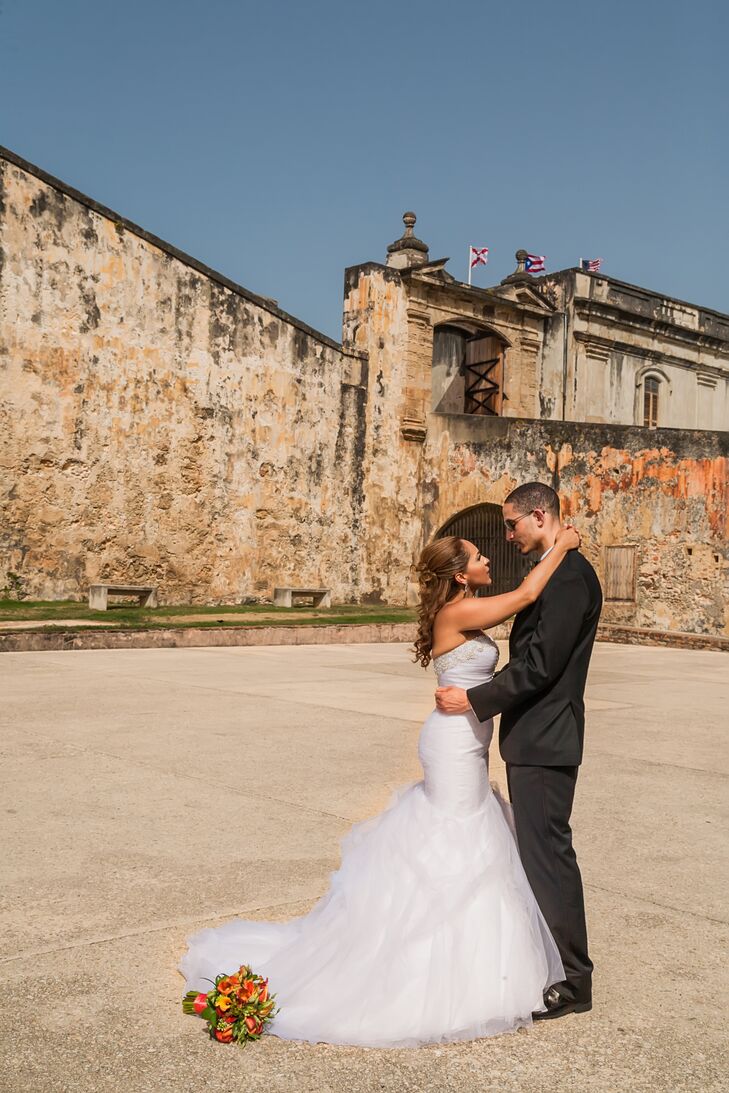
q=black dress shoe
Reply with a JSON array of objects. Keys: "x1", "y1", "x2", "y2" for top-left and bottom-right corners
[{"x1": 532, "y1": 986, "x2": 592, "y2": 1021}]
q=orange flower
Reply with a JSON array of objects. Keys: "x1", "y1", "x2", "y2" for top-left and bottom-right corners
[
  {"x1": 216, "y1": 976, "x2": 239, "y2": 994},
  {"x1": 244, "y1": 1016, "x2": 263, "y2": 1036},
  {"x1": 215, "y1": 994, "x2": 232, "y2": 1013},
  {"x1": 214, "y1": 1025, "x2": 234, "y2": 1043},
  {"x1": 258, "y1": 982, "x2": 269, "y2": 1004},
  {"x1": 237, "y1": 979, "x2": 257, "y2": 1003}
]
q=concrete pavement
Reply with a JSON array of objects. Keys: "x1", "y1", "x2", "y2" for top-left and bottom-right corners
[{"x1": 1, "y1": 641, "x2": 727, "y2": 1092}]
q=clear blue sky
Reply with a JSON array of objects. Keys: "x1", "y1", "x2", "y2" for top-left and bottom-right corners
[{"x1": 1, "y1": 0, "x2": 727, "y2": 339}]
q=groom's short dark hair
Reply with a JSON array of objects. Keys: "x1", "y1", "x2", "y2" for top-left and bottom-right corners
[{"x1": 505, "y1": 482, "x2": 560, "y2": 518}]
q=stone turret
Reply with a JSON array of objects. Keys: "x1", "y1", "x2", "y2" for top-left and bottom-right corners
[{"x1": 386, "y1": 211, "x2": 429, "y2": 270}]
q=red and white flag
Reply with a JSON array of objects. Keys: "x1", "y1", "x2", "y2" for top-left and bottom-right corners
[
  {"x1": 470, "y1": 246, "x2": 489, "y2": 268},
  {"x1": 525, "y1": 254, "x2": 546, "y2": 273}
]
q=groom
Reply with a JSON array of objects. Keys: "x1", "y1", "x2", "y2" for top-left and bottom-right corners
[{"x1": 435, "y1": 482, "x2": 602, "y2": 1020}]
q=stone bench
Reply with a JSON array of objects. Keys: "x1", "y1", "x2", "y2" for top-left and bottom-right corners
[
  {"x1": 273, "y1": 587, "x2": 331, "y2": 609},
  {"x1": 88, "y1": 584, "x2": 158, "y2": 611}
]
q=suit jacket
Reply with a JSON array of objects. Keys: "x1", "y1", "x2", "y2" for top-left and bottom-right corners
[{"x1": 467, "y1": 551, "x2": 602, "y2": 767}]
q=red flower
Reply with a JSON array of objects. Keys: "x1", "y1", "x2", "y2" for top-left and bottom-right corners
[
  {"x1": 244, "y1": 1016, "x2": 263, "y2": 1036},
  {"x1": 181, "y1": 990, "x2": 212, "y2": 1017},
  {"x1": 213, "y1": 1012, "x2": 236, "y2": 1043}
]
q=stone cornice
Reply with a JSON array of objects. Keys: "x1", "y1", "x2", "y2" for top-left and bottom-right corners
[
  {"x1": 545, "y1": 267, "x2": 729, "y2": 327},
  {"x1": 406, "y1": 307, "x2": 432, "y2": 325},
  {"x1": 574, "y1": 297, "x2": 729, "y2": 359},
  {"x1": 572, "y1": 330, "x2": 729, "y2": 377},
  {"x1": 428, "y1": 409, "x2": 729, "y2": 447},
  {"x1": 404, "y1": 271, "x2": 554, "y2": 320}
]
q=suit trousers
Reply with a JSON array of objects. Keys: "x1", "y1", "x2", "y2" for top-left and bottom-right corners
[{"x1": 506, "y1": 763, "x2": 593, "y2": 999}]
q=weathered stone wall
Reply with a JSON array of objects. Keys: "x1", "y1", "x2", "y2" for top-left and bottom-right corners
[
  {"x1": 344, "y1": 262, "x2": 728, "y2": 635},
  {"x1": 341, "y1": 262, "x2": 416, "y2": 603},
  {"x1": 0, "y1": 153, "x2": 368, "y2": 603},
  {"x1": 341, "y1": 262, "x2": 564, "y2": 605},
  {"x1": 417, "y1": 416, "x2": 728, "y2": 636}
]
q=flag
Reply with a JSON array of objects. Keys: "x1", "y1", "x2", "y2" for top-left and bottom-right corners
[
  {"x1": 470, "y1": 246, "x2": 489, "y2": 268},
  {"x1": 525, "y1": 254, "x2": 545, "y2": 273},
  {"x1": 580, "y1": 257, "x2": 602, "y2": 272}
]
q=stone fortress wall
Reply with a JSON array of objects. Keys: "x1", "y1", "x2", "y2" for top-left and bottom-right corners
[
  {"x1": 1, "y1": 148, "x2": 727, "y2": 635},
  {"x1": 0, "y1": 150, "x2": 368, "y2": 604}
]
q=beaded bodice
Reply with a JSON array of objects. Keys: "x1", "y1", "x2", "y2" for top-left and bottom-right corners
[{"x1": 432, "y1": 634, "x2": 500, "y2": 688}]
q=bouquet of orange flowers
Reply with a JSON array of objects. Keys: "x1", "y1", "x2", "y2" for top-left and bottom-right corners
[{"x1": 182, "y1": 965, "x2": 277, "y2": 1045}]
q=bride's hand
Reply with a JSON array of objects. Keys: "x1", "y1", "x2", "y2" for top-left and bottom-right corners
[{"x1": 555, "y1": 524, "x2": 581, "y2": 552}]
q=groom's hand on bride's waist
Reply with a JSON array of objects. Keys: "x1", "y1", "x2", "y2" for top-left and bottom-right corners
[{"x1": 435, "y1": 686, "x2": 471, "y2": 714}]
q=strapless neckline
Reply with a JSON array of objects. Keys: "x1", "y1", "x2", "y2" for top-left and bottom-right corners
[{"x1": 432, "y1": 633, "x2": 497, "y2": 675}]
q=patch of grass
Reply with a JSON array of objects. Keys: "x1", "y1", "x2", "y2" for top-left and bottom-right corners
[{"x1": 0, "y1": 599, "x2": 416, "y2": 632}]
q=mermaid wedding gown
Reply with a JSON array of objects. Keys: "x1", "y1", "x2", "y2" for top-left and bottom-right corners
[{"x1": 179, "y1": 635, "x2": 564, "y2": 1047}]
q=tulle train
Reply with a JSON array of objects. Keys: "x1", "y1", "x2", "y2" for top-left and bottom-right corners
[{"x1": 179, "y1": 780, "x2": 563, "y2": 1047}]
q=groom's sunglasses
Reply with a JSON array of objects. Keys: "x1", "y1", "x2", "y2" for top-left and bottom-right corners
[{"x1": 504, "y1": 510, "x2": 535, "y2": 532}]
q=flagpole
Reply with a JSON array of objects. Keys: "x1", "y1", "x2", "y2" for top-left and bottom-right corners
[{"x1": 468, "y1": 246, "x2": 472, "y2": 287}]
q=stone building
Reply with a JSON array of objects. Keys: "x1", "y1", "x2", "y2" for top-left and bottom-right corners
[
  {"x1": 1, "y1": 146, "x2": 727, "y2": 636},
  {"x1": 348, "y1": 213, "x2": 729, "y2": 434}
]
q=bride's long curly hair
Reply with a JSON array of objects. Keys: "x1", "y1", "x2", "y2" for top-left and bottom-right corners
[{"x1": 412, "y1": 536, "x2": 470, "y2": 668}]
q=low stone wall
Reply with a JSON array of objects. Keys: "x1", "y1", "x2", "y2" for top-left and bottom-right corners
[
  {"x1": 596, "y1": 624, "x2": 728, "y2": 652},
  {"x1": 1, "y1": 621, "x2": 725, "y2": 655},
  {"x1": 0, "y1": 622, "x2": 417, "y2": 653}
]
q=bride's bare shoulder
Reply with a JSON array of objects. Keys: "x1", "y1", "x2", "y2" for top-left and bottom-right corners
[{"x1": 432, "y1": 602, "x2": 484, "y2": 659}]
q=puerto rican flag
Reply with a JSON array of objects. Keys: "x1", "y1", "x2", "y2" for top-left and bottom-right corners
[
  {"x1": 525, "y1": 254, "x2": 546, "y2": 273},
  {"x1": 580, "y1": 257, "x2": 602, "y2": 272},
  {"x1": 470, "y1": 246, "x2": 489, "y2": 268}
]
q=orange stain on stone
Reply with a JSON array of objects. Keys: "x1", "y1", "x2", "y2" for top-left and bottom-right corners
[
  {"x1": 587, "y1": 476, "x2": 603, "y2": 514},
  {"x1": 572, "y1": 448, "x2": 727, "y2": 536}
]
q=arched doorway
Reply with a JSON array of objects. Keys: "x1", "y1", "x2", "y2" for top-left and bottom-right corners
[{"x1": 437, "y1": 503, "x2": 533, "y2": 597}]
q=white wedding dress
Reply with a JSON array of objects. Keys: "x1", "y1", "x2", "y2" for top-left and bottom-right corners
[{"x1": 179, "y1": 635, "x2": 564, "y2": 1047}]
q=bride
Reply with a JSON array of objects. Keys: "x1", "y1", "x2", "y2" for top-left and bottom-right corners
[{"x1": 179, "y1": 525, "x2": 580, "y2": 1047}]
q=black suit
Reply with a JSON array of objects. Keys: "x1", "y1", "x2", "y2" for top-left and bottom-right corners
[{"x1": 467, "y1": 551, "x2": 602, "y2": 1000}]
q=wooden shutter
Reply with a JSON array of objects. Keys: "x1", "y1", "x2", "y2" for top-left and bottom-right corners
[
  {"x1": 604, "y1": 546, "x2": 637, "y2": 601},
  {"x1": 464, "y1": 334, "x2": 504, "y2": 416}
]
